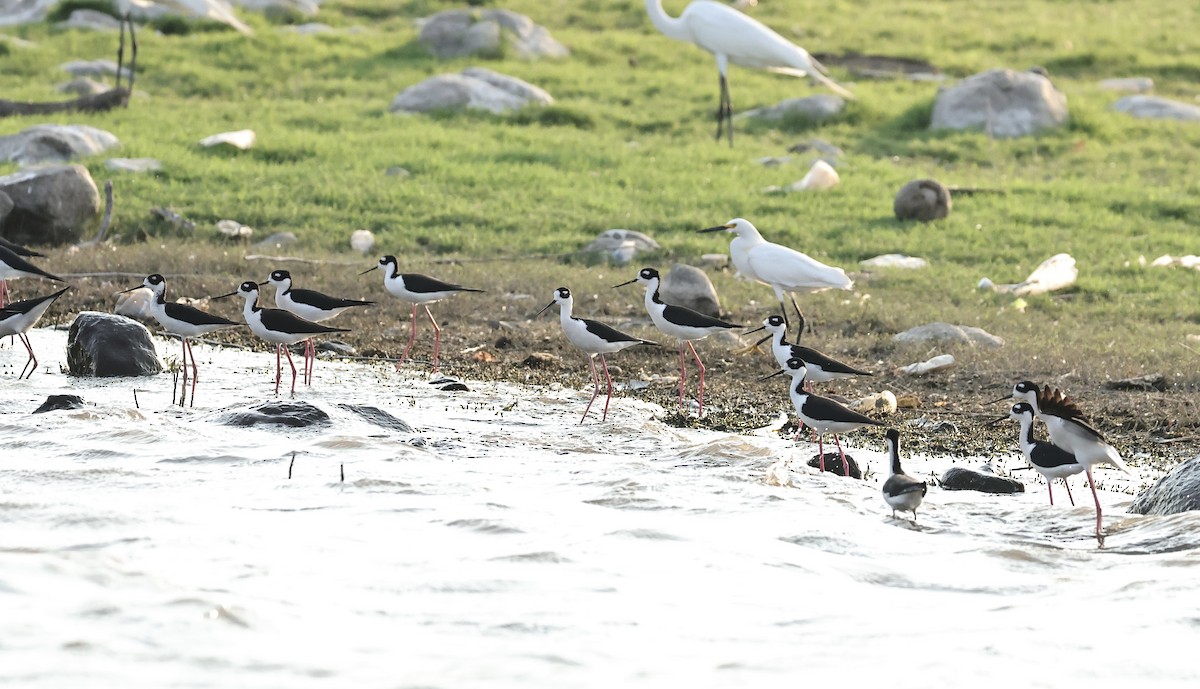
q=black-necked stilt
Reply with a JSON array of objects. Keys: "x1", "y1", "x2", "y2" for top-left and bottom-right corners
[
  {"x1": 0, "y1": 244, "x2": 65, "y2": 307},
  {"x1": 999, "y1": 381, "x2": 1129, "y2": 546},
  {"x1": 265, "y1": 269, "x2": 372, "y2": 386},
  {"x1": 614, "y1": 267, "x2": 742, "y2": 417},
  {"x1": 699, "y1": 218, "x2": 851, "y2": 338},
  {"x1": 536, "y1": 286, "x2": 659, "y2": 423},
  {"x1": 881, "y1": 428, "x2": 927, "y2": 520},
  {"x1": 360, "y1": 255, "x2": 483, "y2": 373},
  {"x1": 0, "y1": 286, "x2": 69, "y2": 379},
  {"x1": 119, "y1": 274, "x2": 239, "y2": 407},
  {"x1": 216, "y1": 281, "x2": 350, "y2": 397},
  {"x1": 995, "y1": 401, "x2": 1084, "y2": 507},
  {"x1": 772, "y1": 356, "x2": 885, "y2": 476},
  {"x1": 747, "y1": 314, "x2": 872, "y2": 390}
]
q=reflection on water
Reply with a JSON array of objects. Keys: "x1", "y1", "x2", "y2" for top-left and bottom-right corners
[{"x1": 2, "y1": 329, "x2": 1199, "y2": 687}]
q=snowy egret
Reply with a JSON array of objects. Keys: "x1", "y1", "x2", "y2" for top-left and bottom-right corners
[
  {"x1": 700, "y1": 217, "x2": 851, "y2": 337},
  {"x1": 536, "y1": 287, "x2": 659, "y2": 423},
  {"x1": 643, "y1": 0, "x2": 854, "y2": 144}
]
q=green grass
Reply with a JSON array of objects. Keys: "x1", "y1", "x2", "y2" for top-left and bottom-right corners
[{"x1": 3, "y1": 0, "x2": 1200, "y2": 389}]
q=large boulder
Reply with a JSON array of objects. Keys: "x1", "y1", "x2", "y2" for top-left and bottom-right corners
[
  {"x1": 390, "y1": 67, "x2": 553, "y2": 115},
  {"x1": 931, "y1": 68, "x2": 1068, "y2": 138},
  {"x1": 1111, "y1": 95, "x2": 1200, "y2": 122},
  {"x1": 67, "y1": 311, "x2": 163, "y2": 377},
  {"x1": 660, "y1": 263, "x2": 721, "y2": 319},
  {"x1": 416, "y1": 9, "x2": 569, "y2": 60},
  {"x1": 0, "y1": 165, "x2": 101, "y2": 246},
  {"x1": 0, "y1": 190, "x2": 12, "y2": 225},
  {"x1": 1128, "y1": 454, "x2": 1200, "y2": 516},
  {"x1": 894, "y1": 179, "x2": 952, "y2": 222},
  {"x1": 0, "y1": 124, "x2": 120, "y2": 167}
]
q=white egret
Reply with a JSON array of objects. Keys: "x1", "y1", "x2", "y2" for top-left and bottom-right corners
[{"x1": 643, "y1": 0, "x2": 854, "y2": 144}]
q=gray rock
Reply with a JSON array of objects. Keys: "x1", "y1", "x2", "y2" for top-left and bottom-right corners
[
  {"x1": 286, "y1": 22, "x2": 333, "y2": 34},
  {"x1": 105, "y1": 157, "x2": 162, "y2": 173},
  {"x1": 390, "y1": 69, "x2": 553, "y2": 115},
  {"x1": 581, "y1": 229, "x2": 660, "y2": 265},
  {"x1": 219, "y1": 401, "x2": 331, "y2": 428},
  {"x1": 56, "y1": 76, "x2": 111, "y2": 96},
  {"x1": 67, "y1": 311, "x2": 163, "y2": 377},
  {"x1": 740, "y1": 94, "x2": 846, "y2": 122},
  {"x1": 33, "y1": 394, "x2": 85, "y2": 413},
  {"x1": 931, "y1": 68, "x2": 1068, "y2": 138},
  {"x1": 416, "y1": 9, "x2": 569, "y2": 60},
  {"x1": 1111, "y1": 95, "x2": 1200, "y2": 122},
  {"x1": 807, "y1": 453, "x2": 861, "y2": 479},
  {"x1": 0, "y1": 0, "x2": 57, "y2": 27},
  {"x1": 385, "y1": 166, "x2": 411, "y2": 178},
  {"x1": 0, "y1": 164, "x2": 101, "y2": 245},
  {"x1": 59, "y1": 58, "x2": 133, "y2": 81},
  {"x1": 336, "y1": 403, "x2": 413, "y2": 432},
  {"x1": 0, "y1": 124, "x2": 119, "y2": 167},
  {"x1": 1098, "y1": 77, "x2": 1153, "y2": 93},
  {"x1": 1129, "y1": 454, "x2": 1200, "y2": 516},
  {"x1": 57, "y1": 9, "x2": 122, "y2": 31},
  {"x1": 660, "y1": 263, "x2": 721, "y2": 319},
  {"x1": 231, "y1": 0, "x2": 319, "y2": 19},
  {"x1": 788, "y1": 138, "x2": 845, "y2": 158},
  {"x1": 939, "y1": 465, "x2": 1024, "y2": 493},
  {"x1": 893, "y1": 323, "x2": 1004, "y2": 348},
  {"x1": 894, "y1": 179, "x2": 952, "y2": 222}
]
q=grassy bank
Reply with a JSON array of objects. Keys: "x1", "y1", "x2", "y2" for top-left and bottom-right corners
[{"x1": 2, "y1": 1, "x2": 1198, "y2": 462}]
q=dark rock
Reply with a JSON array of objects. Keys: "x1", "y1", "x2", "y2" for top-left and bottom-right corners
[
  {"x1": 336, "y1": 404, "x2": 413, "y2": 432},
  {"x1": 317, "y1": 339, "x2": 355, "y2": 356},
  {"x1": 220, "y1": 401, "x2": 331, "y2": 428},
  {"x1": 522, "y1": 352, "x2": 561, "y2": 368},
  {"x1": 807, "y1": 452, "x2": 862, "y2": 479},
  {"x1": 660, "y1": 263, "x2": 721, "y2": 318},
  {"x1": 33, "y1": 394, "x2": 85, "y2": 413},
  {"x1": 894, "y1": 179, "x2": 952, "y2": 222},
  {"x1": 0, "y1": 164, "x2": 101, "y2": 245},
  {"x1": 1103, "y1": 374, "x2": 1167, "y2": 392},
  {"x1": 939, "y1": 466, "x2": 1024, "y2": 493},
  {"x1": 1129, "y1": 454, "x2": 1200, "y2": 516},
  {"x1": 0, "y1": 190, "x2": 12, "y2": 225},
  {"x1": 67, "y1": 312, "x2": 163, "y2": 377},
  {"x1": 440, "y1": 382, "x2": 470, "y2": 392}
]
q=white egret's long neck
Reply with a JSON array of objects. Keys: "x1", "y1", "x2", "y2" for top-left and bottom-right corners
[{"x1": 644, "y1": 0, "x2": 691, "y2": 42}]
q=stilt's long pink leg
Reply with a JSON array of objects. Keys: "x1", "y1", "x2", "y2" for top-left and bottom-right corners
[
  {"x1": 178, "y1": 336, "x2": 189, "y2": 406},
  {"x1": 677, "y1": 344, "x2": 687, "y2": 410},
  {"x1": 816, "y1": 434, "x2": 826, "y2": 474},
  {"x1": 304, "y1": 339, "x2": 315, "y2": 385},
  {"x1": 275, "y1": 344, "x2": 283, "y2": 396},
  {"x1": 425, "y1": 306, "x2": 441, "y2": 372},
  {"x1": 1087, "y1": 467, "x2": 1104, "y2": 547},
  {"x1": 284, "y1": 346, "x2": 298, "y2": 397},
  {"x1": 1064, "y1": 479, "x2": 1076, "y2": 507},
  {"x1": 833, "y1": 434, "x2": 850, "y2": 477},
  {"x1": 18, "y1": 333, "x2": 36, "y2": 379},
  {"x1": 686, "y1": 340, "x2": 705, "y2": 417},
  {"x1": 187, "y1": 338, "x2": 199, "y2": 407},
  {"x1": 1047, "y1": 481, "x2": 1055, "y2": 506},
  {"x1": 580, "y1": 354, "x2": 600, "y2": 424},
  {"x1": 599, "y1": 354, "x2": 614, "y2": 422}
]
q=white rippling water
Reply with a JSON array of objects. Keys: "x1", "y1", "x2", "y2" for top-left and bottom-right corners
[{"x1": 2, "y1": 329, "x2": 1199, "y2": 688}]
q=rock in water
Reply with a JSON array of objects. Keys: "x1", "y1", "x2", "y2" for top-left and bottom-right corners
[
  {"x1": 337, "y1": 404, "x2": 413, "y2": 432},
  {"x1": 67, "y1": 312, "x2": 163, "y2": 377},
  {"x1": 33, "y1": 394, "x2": 85, "y2": 413},
  {"x1": 219, "y1": 401, "x2": 331, "y2": 428},
  {"x1": 939, "y1": 466, "x2": 1024, "y2": 493},
  {"x1": 807, "y1": 453, "x2": 862, "y2": 479},
  {"x1": 1128, "y1": 454, "x2": 1200, "y2": 516}
]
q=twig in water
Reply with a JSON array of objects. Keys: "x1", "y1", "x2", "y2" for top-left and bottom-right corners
[
  {"x1": 288, "y1": 451, "x2": 296, "y2": 479},
  {"x1": 340, "y1": 464, "x2": 345, "y2": 482},
  {"x1": 133, "y1": 388, "x2": 139, "y2": 409}
]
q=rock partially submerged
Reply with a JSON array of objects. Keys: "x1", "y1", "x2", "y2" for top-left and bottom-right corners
[
  {"x1": 807, "y1": 453, "x2": 862, "y2": 479},
  {"x1": 1128, "y1": 454, "x2": 1200, "y2": 516},
  {"x1": 33, "y1": 394, "x2": 85, "y2": 414},
  {"x1": 939, "y1": 465, "x2": 1024, "y2": 494},
  {"x1": 219, "y1": 401, "x2": 332, "y2": 428},
  {"x1": 67, "y1": 311, "x2": 163, "y2": 377},
  {"x1": 336, "y1": 404, "x2": 413, "y2": 432},
  {"x1": 931, "y1": 68, "x2": 1068, "y2": 138}
]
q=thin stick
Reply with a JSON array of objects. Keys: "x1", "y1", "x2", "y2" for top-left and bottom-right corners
[
  {"x1": 340, "y1": 464, "x2": 345, "y2": 482},
  {"x1": 133, "y1": 388, "x2": 139, "y2": 409},
  {"x1": 288, "y1": 451, "x2": 296, "y2": 479}
]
